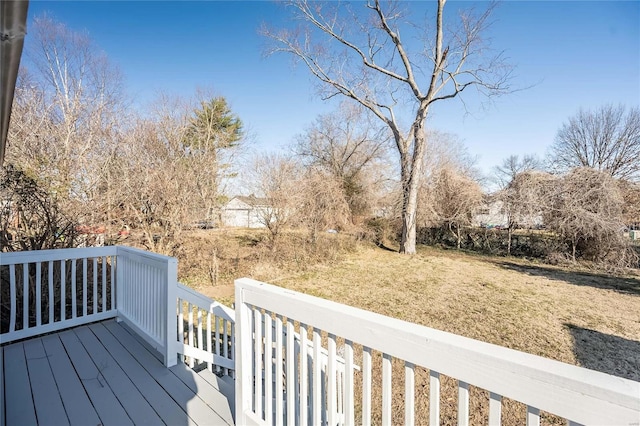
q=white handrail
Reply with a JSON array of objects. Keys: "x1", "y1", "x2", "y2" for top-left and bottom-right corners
[
  {"x1": 0, "y1": 246, "x2": 118, "y2": 265},
  {"x1": 1, "y1": 246, "x2": 179, "y2": 368},
  {"x1": 114, "y1": 246, "x2": 178, "y2": 367},
  {"x1": 176, "y1": 282, "x2": 235, "y2": 376},
  {"x1": 177, "y1": 282, "x2": 234, "y2": 322},
  {"x1": 235, "y1": 278, "x2": 640, "y2": 426},
  {"x1": 1, "y1": 247, "x2": 118, "y2": 344}
]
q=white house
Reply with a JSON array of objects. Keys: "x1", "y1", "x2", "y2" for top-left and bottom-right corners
[
  {"x1": 473, "y1": 199, "x2": 509, "y2": 228},
  {"x1": 473, "y1": 198, "x2": 544, "y2": 230},
  {"x1": 221, "y1": 196, "x2": 271, "y2": 228}
]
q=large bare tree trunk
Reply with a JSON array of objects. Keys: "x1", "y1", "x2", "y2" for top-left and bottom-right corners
[
  {"x1": 399, "y1": 117, "x2": 426, "y2": 254},
  {"x1": 400, "y1": 181, "x2": 419, "y2": 254}
]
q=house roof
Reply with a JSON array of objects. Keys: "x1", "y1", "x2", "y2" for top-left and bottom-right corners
[
  {"x1": 0, "y1": 0, "x2": 29, "y2": 164},
  {"x1": 231, "y1": 195, "x2": 270, "y2": 208}
]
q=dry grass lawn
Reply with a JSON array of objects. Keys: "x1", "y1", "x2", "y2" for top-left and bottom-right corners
[
  {"x1": 193, "y1": 236, "x2": 639, "y2": 424},
  {"x1": 271, "y1": 246, "x2": 640, "y2": 375}
]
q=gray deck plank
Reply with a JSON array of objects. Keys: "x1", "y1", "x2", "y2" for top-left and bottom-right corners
[
  {"x1": 40, "y1": 334, "x2": 102, "y2": 426},
  {"x1": 73, "y1": 326, "x2": 165, "y2": 426},
  {"x1": 58, "y1": 329, "x2": 134, "y2": 426},
  {"x1": 23, "y1": 338, "x2": 70, "y2": 426},
  {"x1": 171, "y1": 363, "x2": 234, "y2": 425},
  {"x1": 197, "y1": 369, "x2": 236, "y2": 419},
  {"x1": 3, "y1": 342, "x2": 38, "y2": 426},
  {"x1": 89, "y1": 322, "x2": 195, "y2": 426},
  {"x1": 104, "y1": 320, "x2": 229, "y2": 426},
  {"x1": 118, "y1": 322, "x2": 164, "y2": 363}
]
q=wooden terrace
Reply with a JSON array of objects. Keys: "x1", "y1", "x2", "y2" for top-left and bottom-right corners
[{"x1": 1, "y1": 320, "x2": 234, "y2": 426}]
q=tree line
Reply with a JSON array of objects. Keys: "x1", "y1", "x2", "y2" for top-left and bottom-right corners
[
  {"x1": 2, "y1": 10, "x2": 639, "y2": 269},
  {"x1": 2, "y1": 16, "x2": 243, "y2": 254}
]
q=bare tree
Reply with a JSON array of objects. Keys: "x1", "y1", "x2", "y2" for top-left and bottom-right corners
[
  {"x1": 498, "y1": 170, "x2": 553, "y2": 255},
  {"x1": 297, "y1": 169, "x2": 351, "y2": 242},
  {"x1": 249, "y1": 154, "x2": 303, "y2": 243},
  {"x1": 428, "y1": 166, "x2": 483, "y2": 249},
  {"x1": 491, "y1": 155, "x2": 544, "y2": 255},
  {"x1": 103, "y1": 92, "x2": 245, "y2": 254},
  {"x1": 549, "y1": 105, "x2": 640, "y2": 181},
  {"x1": 7, "y1": 15, "x2": 125, "y2": 233},
  {"x1": 493, "y1": 154, "x2": 542, "y2": 189},
  {"x1": 618, "y1": 180, "x2": 640, "y2": 227},
  {"x1": 7, "y1": 16, "x2": 246, "y2": 253},
  {"x1": 416, "y1": 131, "x2": 479, "y2": 227},
  {"x1": 293, "y1": 102, "x2": 391, "y2": 222},
  {"x1": 545, "y1": 167, "x2": 628, "y2": 262},
  {"x1": 1, "y1": 165, "x2": 78, "y2": 252},
  {"x1": 263, "y1": 0, "x2": 512, "y2": 253}
]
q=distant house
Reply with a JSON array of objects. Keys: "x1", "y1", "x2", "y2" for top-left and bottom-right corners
[
  {"x1": 473, "y1": 198, "x2": 543, "y2": 229},
  {"x1": 473, "y1": 199, "x2": 509, "y2": 228},
  {"x1": 221, "y1": 195, "x2": 271, "y2": 228}
]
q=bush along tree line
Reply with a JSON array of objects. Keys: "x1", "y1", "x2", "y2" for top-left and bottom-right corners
[
  {"x1": 3, "y1": 13, "x2": 639, "y2": 271},
  {"x1": 414, "y1": 104, "x2": 640, "y2": 268},
  {"x1": 417, "y1": 167, "x2": 639, "y2": 268}
]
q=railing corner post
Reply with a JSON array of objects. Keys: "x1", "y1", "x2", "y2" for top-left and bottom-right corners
[
  {"x1": 165, "y1": 257, "x2": 178, "y2": 367},
  {"x1": 235, "y1": 279, "x2": 253, "y2": 425}
]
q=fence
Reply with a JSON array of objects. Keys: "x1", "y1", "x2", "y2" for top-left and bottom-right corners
[
  {"x1": 1, "y1": 246, "x2": 178, "y2": 367},
  {"x1": 115, "y1": 246, "x2": 178, "y2": 366}
]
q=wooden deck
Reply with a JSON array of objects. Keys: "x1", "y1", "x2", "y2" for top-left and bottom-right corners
[{"x1": 1, "y1": 320, "x2": 235, "y2": 426}]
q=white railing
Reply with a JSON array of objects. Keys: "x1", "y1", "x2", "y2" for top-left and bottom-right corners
[
  {"x1": 244, "y1": 311, "x2": 359, "y2": 425},
  {"x1": 115, "y1": 246, "x2": 178, "y2": 367},
  {"x1": 235, "y1": 278, "x2": 640, "y2": 426},
  {"x1": 1, "y1": 246, "x2": 240, "y2": 376},
  {"x1": 1, "y1": 247, "x2": 119, "y2": 344},
  {"x1": 1, "y1": 246, "x2": 178, "y2": 367},
  {"x1": 176, "y1": 282, "x2": 235, "y2": 377}
]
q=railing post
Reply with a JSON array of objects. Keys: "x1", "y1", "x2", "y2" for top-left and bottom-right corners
[
  {"x1": 115, "y1": 248, "x2": 125, "y2": 322},
  {"x1": 165, "y1": 257, "x2": 178, "y2": 367},
  {"x1": 235, "y1": 279, "x2": 254, "y2": 425}
]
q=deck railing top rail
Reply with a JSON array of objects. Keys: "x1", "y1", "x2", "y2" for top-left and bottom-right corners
[
  {"x1": 177, "y1": 282, "x2": 234, "y2": 323},
  {"x1": 0, "y1": 246, "x2": 119, "y2": 265}
]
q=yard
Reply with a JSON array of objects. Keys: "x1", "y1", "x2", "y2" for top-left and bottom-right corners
[
  {"x1": 193, "y1": 232, "x2": 639, "y2": 380},
  {"x1": 187, "y1": 231, "x2": 639, "y2": 424}
]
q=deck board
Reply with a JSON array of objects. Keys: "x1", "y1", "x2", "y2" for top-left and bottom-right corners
[
  {"x1": 73, "y1": 325, "x2": 164, "y2": 425},
  {"x1": 2, "y1": 320, "x2": 233, "y2": 426},
  {"x1": 104, "y1": 320, "x2": 231, "y2": 425},
  {"x1": 40, "y1": 333, "x2": 102, "y2": 426},
  {"x1": 1, "y1": 345, "x2": 5, "y2": 426},
  {"x1": 88, "y1": 322, "x2": 196, "y2": 426},
  {"x1": 22, "y1": 339, "x2": 69, "y2": 426},
  {"x1": 0, "y1": 346, "x2": 5, "y2": 426},
  {"x1": 58, "y1": 329, "x2": 134, "y2": 426},
  {"x1": 3, "y1": 342, "x2": 37, "y2": 426},
  {"x1": 196, "y1": 368, "x2": 237, "y2": 420},
  {"x1": 171, "y1": 362, "x2": 235, "y2": 424}
]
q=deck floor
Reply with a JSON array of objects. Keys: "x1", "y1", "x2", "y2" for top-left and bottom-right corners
[{"x1": 1, "y1": 320, "x2": 235, "y2": 426}]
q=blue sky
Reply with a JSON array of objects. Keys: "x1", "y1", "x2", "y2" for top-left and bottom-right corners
[{"x1": 25, "y1": 1, "x2": 640, "y2": 179}]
